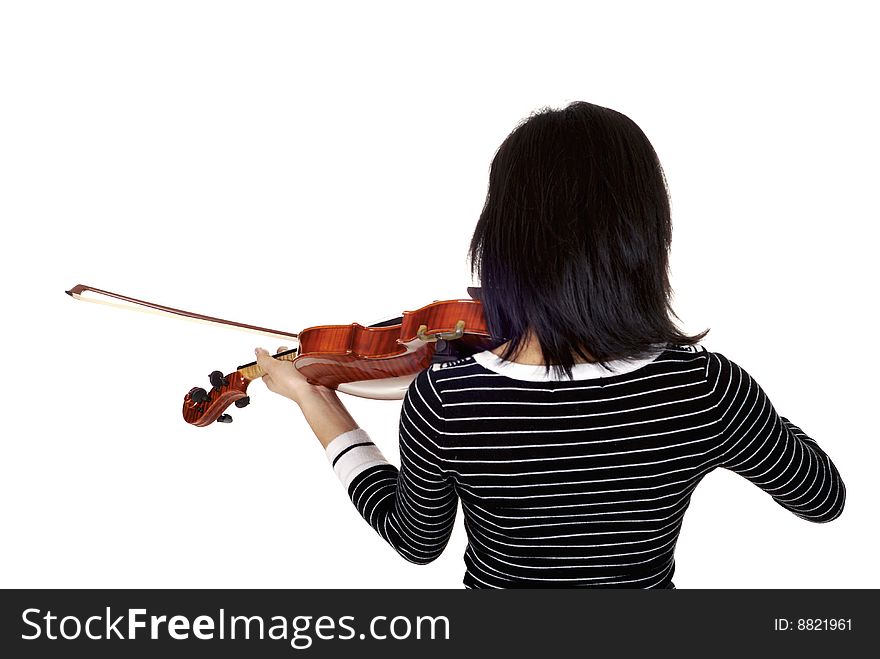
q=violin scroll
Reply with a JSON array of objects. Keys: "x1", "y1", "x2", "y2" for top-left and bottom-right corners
[{"x1": 182, "y1": 371, "x2": 251, "y2": 427}]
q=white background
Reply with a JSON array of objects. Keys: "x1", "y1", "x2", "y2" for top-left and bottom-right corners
[{"x1": 1, "y1": 1, "x2": 877, "y2": 588}]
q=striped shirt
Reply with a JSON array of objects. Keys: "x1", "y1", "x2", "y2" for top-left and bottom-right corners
[{"x1": 324, "y1": 343, "x2": 846, "y2": 588}]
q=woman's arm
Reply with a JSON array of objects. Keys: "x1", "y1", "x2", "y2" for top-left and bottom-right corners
[
  {"x1": 254, "y1": 347, "x2": 459, "y2": 563},
  {"x1": 254, "y1": 347, "x2": 358, "y2": 447},
  {"x1": 705, "y1": 350, "x2": 846, "y2": 523}
]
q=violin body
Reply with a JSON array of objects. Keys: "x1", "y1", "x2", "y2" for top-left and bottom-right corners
[
  {"x1": 182, "y1": 298, "x2": 499, "y2": 426},
  {"x1": 295, "y1": 298, "x2": 494, "y2": 398}
]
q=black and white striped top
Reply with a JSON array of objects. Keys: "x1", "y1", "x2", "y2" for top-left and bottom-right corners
[{"x1": 324, "y1": 343, "x2": 846, "y2": 588}]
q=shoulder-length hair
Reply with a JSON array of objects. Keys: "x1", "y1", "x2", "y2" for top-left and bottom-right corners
[{"x1": 469, "y1": 101, "x2": 709, "y2": 378}]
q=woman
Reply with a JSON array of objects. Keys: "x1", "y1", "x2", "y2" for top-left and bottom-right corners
[{"x1": 255, "y1": 101, "x2": 846, "y2": 588}]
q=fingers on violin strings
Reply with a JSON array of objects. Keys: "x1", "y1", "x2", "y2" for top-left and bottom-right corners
[
  {"x1": 255, "y1": 347, "x2": 272, "y2": 367},
  {"x1": 276, "y1": 345, "x2": 289, "y2": 354}
]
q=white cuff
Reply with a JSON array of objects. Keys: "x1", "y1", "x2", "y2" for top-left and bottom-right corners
[{"x1": 325, "y1": 428, "x2": 390, "y2": 491}]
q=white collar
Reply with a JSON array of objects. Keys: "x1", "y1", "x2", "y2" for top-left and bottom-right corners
[{"x1": 471, "y1": 344, "x2": 667, "y2": 382}]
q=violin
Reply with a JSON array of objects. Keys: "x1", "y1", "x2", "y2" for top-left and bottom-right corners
[{"x1": 65, "y1": 284, "x2": 500, "y2": 427}]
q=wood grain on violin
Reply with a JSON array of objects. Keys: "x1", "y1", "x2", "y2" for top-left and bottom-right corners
[
  {"x1": 289, "y1": 299, "x2": 491, "y2": 392},
  {"x1": 66, "y1": 284, "x2": 500, "y2": 426}
]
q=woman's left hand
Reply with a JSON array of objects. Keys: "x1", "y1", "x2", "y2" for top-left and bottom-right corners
[
  {"x1": 254, "y1": 346, "x2": 359, "y2": 447},
  {"x1": 254, "y1": 346, "x2": 328, "y2": 405}
]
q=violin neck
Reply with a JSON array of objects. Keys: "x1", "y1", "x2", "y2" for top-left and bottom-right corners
[{"x1": 236, "y1": 348, "x2": 299, "y2": 381}]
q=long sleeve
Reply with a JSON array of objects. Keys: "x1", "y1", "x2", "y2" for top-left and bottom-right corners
[
  {"x1": 324, "y1": 368, "x2": 458, "y2": 564},
  {"x1": 705, "y1": 351, "x2": 846, "y2": 523}
]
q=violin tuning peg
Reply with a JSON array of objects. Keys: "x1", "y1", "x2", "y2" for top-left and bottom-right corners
[
  {"x1": 209, "y1": 370, "x2": 227, "y2": 388},
  {"x1": 216, "y1": 414, "x2": 233, "y2": 423},
  {"x1": 234, "y1": 396, "x2": 251, "y2": 408},
  {"x1": 190, "y1": 387, "x2": 209, "y2": 403}
]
